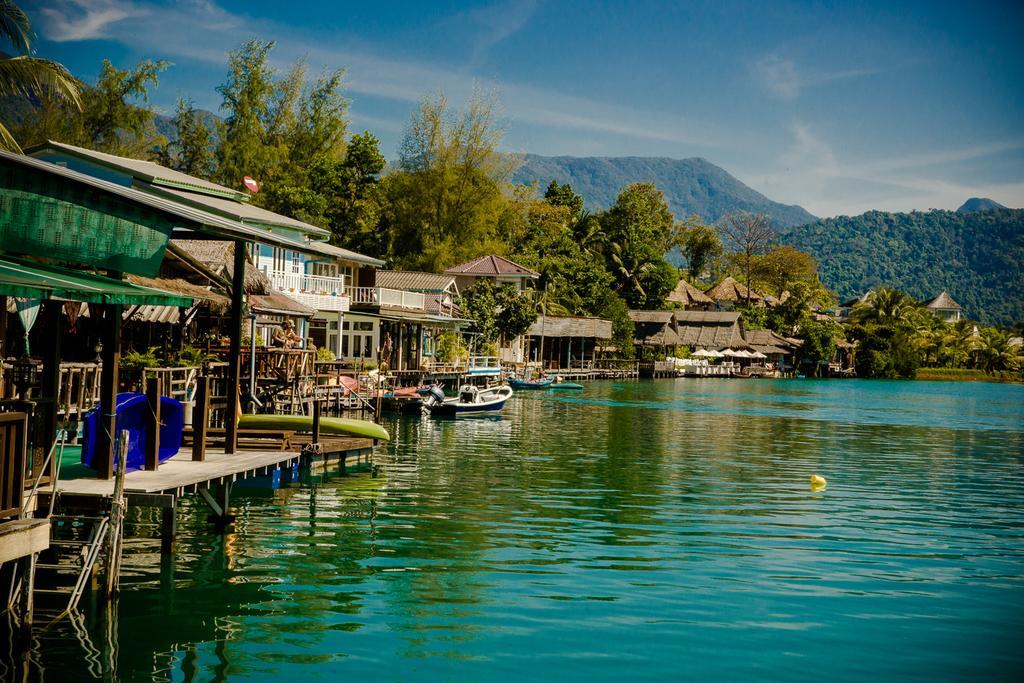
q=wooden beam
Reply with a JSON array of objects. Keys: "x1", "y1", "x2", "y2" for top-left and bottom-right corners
[
  {"x1": 97, "y1": 303, "x2": 121, "y2": 480},
  {"x1": 39, "y1": 302, "x2": 62, "y2": 465},
  {"x1": 224, "y1": 241, "x2": 246, "y2": 455},
  {"x1": 0, "y1": 519, "x2": 49, "y2": 564},
  {"x1": 144, "y1": 375, "x2": 161, "y2": 471},
  {"x1": 192, "y1": 375, "x2": 209, "y2": 461}
]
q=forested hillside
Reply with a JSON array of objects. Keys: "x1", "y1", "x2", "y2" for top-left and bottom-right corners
[
  {"x1": 513, "y1": 154, "x2": 816, "y2": 228},
  {"x1": 779, "y1": 209, "x2": 1024, "y2": 325}
]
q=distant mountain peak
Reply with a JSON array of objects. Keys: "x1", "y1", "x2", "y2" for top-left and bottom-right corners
[
  {"x1": 512, "y1": 154, "x2": 817, "y2": 228},
  {"x1": 957, "y1": 197, "x2": 1007, "y2": 213}
]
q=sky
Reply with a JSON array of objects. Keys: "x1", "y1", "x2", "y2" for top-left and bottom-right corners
[{"x1": 19, "y1": 0, "x2": 1024, "y2": 218}]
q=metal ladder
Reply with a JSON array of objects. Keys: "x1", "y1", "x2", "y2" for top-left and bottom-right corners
[{"x1": 33, "y1": 514, "x2": 110, "y2": 619}]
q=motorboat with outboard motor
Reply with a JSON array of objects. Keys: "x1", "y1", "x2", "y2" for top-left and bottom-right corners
[{"x1": 419, "y1": 384, "x2": 514, "y2": 416}]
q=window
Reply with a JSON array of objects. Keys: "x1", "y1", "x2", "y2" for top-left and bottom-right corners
[
  {"x1": 342, "y1": 334, "x2": 349, "y2": 356},
  {"x1": 291, "y1": 251, "x2": 301, "y2": 274}
]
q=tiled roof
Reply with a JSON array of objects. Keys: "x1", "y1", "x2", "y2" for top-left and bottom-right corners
[
  {"x1": 376, "y1": 270, "x2": 458, "y2": 292},
  {"x1": 444, "y1": 254, "x2": 539, "y2": 277}
]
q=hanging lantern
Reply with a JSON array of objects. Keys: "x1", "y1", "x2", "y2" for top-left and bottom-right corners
[{"x1": 11, "y1": 355, "x2": 39, "y2": 398}]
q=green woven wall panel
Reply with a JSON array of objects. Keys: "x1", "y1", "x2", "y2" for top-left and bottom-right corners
[{"x1": 0, "y1": 165, "x2": 174, "y2": 277}]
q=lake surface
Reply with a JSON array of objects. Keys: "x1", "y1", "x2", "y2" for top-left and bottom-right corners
[{"x1": 9, "y1": 379, "x2": 1024, "y2": 681}]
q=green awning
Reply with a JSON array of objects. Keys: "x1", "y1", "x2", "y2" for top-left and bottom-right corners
[{"x1": 0, "y1": 257, "x2": 193, "y2": 307}]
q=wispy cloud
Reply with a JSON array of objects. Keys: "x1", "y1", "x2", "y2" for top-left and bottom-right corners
[
  {"x1": 34, "y1": 0, "x2": 726, "y2": 151},
  {"x1": 748, "y1": 123, "x2": 1024, "y2": 216},
  {"x1": 464, "y1": 0, "x2": 539, "y2": 66},
  {"x1": 753, "y1": 54, "x2": 882, "y2": 99},
  {"x1": 38, "y1": 0, "x2": 145, "y2": 42}
]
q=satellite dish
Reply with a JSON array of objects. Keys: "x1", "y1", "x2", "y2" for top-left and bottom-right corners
[{"x1": 243, "y1": 176, "x2": 260, "y2": 193}]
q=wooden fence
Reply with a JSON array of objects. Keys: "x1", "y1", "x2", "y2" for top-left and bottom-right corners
[{"x1": 0, "y1": 412, "x2": 28, "y2": 520}]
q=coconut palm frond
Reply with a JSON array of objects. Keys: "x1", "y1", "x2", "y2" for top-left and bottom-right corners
[
  {"x1": 0, "y1": 55, "x2": 81, "y2": 108},
  {"x1": 0, "y1": 0, "x2": 33, "y2": 54},
  {"x1": 0, "y1": 120, "x2": 22, "y2": 153}
]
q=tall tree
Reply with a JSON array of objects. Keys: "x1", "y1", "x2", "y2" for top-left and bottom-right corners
[
  {"x1": 752, "y1": 245, "x2": 819, "y2": 297},
  {"x1": 719, "y1": 211, "x2": 774, "y2": 304},
  {"x1": 677, "y1": 215, "x2": 723, "y2": 281},
  {"x1": 325, "y1": 131, "x2": 387, "y2": 255},
  {"x1": 543, "y1": 180, "x2": 584, "y2": 221},
  {"x1": 17, "y1": 58, "x2": 166, "y2": 156},
  {"x1": 383, "y1": 88, "x2": 519, "y2": 270},
  {"x1": 0, "y1": 0, "x2": 79, "y2": 151},
  {"x1": 157, "y1": 98, "x2": 215, "y2": 177},
  {"x1": 216, "y1": 39, "x2": 277, "y2": 191},
  {"x1": 599, "y1": 182, "x2": 678, "y2": 308}
]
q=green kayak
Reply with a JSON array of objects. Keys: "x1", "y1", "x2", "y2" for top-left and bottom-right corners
[{"x1": 239, "y1": 414, "x2": 390, "y2": 441}]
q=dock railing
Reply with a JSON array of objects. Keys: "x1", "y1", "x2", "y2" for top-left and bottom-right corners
[{"x1": 0, "y1": 412, "x2": 28, "y2": 520}]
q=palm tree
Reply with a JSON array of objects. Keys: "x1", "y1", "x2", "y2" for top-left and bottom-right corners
[
  {"x1": 851, "y1": 287, "x2": 919, "y2": 326},
  {"x1": 976, "y1": 328, "x2": 1017, "y2": 373},
  {"x1": 0, "y1": 0, "x2": 80, "y2": 152}
]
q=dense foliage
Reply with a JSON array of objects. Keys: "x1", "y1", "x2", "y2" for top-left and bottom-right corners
[{"x1": 779, "y1": 209, "x2": 1024, "y2": 326}]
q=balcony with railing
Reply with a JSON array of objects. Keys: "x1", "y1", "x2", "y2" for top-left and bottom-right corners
[
  {"x1": 346, "y1": 286, "x2": 426, "y2": 312},
  {"x1": 268, "y1": 270, "x2": 351, "y2": 312}
]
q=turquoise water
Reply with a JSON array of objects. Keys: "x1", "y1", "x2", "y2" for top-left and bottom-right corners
[{"x1": 9, "y1": 379, "x2": 1024, "y2": 681}]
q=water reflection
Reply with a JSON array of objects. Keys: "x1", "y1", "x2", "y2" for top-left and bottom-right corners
[{"x1": 8, "y1": 379, "x2": 1024, "y2": 680}]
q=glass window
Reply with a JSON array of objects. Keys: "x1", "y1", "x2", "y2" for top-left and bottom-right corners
[
  {"x1": 363, "y1": 335, "x2": 372, "y2": 357},
  {"x1": 355, "y1": 321, "x2": 373, "y2": 331},
  {"x1": 342, "y1": 334, "x2": 349, "y2": 356}
]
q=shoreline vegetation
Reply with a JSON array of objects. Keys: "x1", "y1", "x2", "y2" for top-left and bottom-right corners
[
  {"x1": 2, "y1": 26, "x2": 1021, "y2": 385},
  {"x1": 914, "y1": 368, "x2": 1023, "y2": 384}
]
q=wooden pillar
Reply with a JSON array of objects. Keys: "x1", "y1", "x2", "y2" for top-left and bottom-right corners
[
  {"x1": 160, "y1": 503, "x2": 176, "y2": 555},
  {"x1": 312, "y1": 396, "x2": 321, "y2": 445},
  {"x1": 144, "y1": 375, "x2": 162, "y2": 471},
  {"x1": 192, "y1": 375, "x2": 209, "y2": 461},
  {"x1": 97, "y1": 303, "x2": 121, "y2": 480},
  {"x1": 224, "y1": 242, "x2": 246, "y2": 455},
  {"x1": 39, "y1": 301, "x2": 63, "y2": 471},
  {"x1": 17, "y1": 553, "x2": 35, "y2": 637}
]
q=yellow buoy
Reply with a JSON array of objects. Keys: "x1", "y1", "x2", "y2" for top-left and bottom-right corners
[{"x1": 810, "y1": 474, "x2": 827, "y2": 490}]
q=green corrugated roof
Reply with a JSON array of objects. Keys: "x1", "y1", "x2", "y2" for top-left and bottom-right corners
[{"x1": 0, "y1": 257, "x2": 193, "y2": 307}]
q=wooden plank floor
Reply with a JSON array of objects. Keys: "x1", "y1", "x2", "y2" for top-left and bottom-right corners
[{"x1": 45, "y1": 448, "x2": 304, "y2": 497}]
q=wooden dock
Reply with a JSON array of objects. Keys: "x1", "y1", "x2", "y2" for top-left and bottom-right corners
[{"x1": 37, "y1": 437, "x2": 377, "y2": 556}]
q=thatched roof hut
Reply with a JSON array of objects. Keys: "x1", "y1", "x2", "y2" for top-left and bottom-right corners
[
  {"x1": 170, "y1": 240, "x2": 271, "y2": 295},
  {"x1": 674, "y1": 311, "x2": 749, "y2": 350},
  {"x1": 628, "y1": 310, "x2": 680, "y2": 346},
  {"x1": 704, "y1": 276, "x2": 765, "y2": 304},
  {"x1": 666, "y1": 279, "x2": 714, "y2": 308},
  {"x1": 527, "y1": 315, "x2": 613, "y2": 339}
]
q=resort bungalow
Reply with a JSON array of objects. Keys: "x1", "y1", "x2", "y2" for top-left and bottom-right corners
[
  {"x1": 525, "y1": 315, "x2": 613, "y2": 371},
  {"x1": 444, "y1": 255, "x2": 539, "y2": 363},
  {"x1": 742, "y1": 328, "x2": 801, "y2": 372},
  {"x1": 629, "y1": 310, "x2": 680, "y2": 355},
  {"x1": 924, "y1": 291, "x2": 963, "y2": 323},
  {"x1": 674, "y1": 311, "x2": 750, "y2": 352},
  {"x1": 666, "y1": 279, "x2": 715, "y2": 310}
]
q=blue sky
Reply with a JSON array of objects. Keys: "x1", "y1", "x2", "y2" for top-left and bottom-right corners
[{"x1": 20, "y1": 0, "x2": 1024, "y2": 217}]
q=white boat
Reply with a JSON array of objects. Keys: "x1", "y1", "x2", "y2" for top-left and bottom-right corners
[{"x1": 420, "y1": 384, "x2": 513, "y2": 416}]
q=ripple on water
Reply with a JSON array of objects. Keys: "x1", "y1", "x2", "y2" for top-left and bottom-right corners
[{"x1": 17, "y1": 379, "x2": 1024, "y2": 682}]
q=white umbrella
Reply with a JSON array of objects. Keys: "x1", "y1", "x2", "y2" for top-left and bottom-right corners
[
  {"x1": 708, "y1": 349, "x2": 725, "y2": 358},
  {"x1": 723, "y1": 349, "x2": 743, "y2": 356},
  {"x1": 692, "y1": 348, "x2": 715, "y2": 357},
  {"x1": 733, "y1": 350, "x2": 753, "y2": 358},
  {"x1": 750, "y1": 350, "x2": 768, "y2": 359}
]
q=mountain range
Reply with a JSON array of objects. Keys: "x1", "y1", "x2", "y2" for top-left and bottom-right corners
[
  {"x1": 779, "y1": 207, "x2": 1023, "y2": 325},
  {"x1": 512, "y1": 154, "x2": 817, "y2": 228}
]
